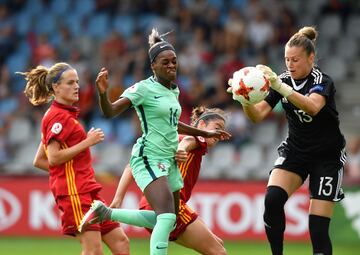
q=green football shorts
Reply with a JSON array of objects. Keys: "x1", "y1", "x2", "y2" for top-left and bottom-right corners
[{"x1": 130, "y1": 155, "x2": 184, "y2": 192}]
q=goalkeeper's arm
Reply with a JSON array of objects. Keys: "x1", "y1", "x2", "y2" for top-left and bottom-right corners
[
  {"x1": 256, "y1": 65, "x2": 326, "y2": 116},
  {"x1": 256, "y1": 65, "x2": 293, "y2": 98}
]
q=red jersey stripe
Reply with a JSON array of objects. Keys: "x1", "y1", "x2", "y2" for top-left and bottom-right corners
[
  {"x1": 65, "y1": 161, "x2": 83, "y2": 226},
  {"x1": 179, "y1": 153, "x2": 195, "y2": 178}
]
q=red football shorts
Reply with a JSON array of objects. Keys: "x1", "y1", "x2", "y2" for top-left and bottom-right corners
[
  {"x1": 55, "y1": 190, "x2": 120, "y2": 236},
  {"x1": 140, "y1": 199, "x2": 198, "y2": 241}
]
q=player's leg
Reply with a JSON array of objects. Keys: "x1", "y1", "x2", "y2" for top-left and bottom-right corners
[
  {"x1": 308, "y1": 158, "x2": 345, "y2": 255},
  {"x1": 308, "y1": 199, "x2": 334, "y2": 255},
  {"x1": 144, "y1": 176, "x2": 177, "y2": 255},
  {"x1": 77, "y1": 231, "x2": 104, "y2": 255},
  {"x1": 175, "y1": 218, "x2": 227, "y2": 255},
  {"x1": 143, "y1": 157, "x2": 183, "y2": 255},
  {"x1": 264, "y1": 168, "x2": 303, "y2": 255},
  {"x1": 102, "y1": 226, "x2": 130, "y2": 255}
]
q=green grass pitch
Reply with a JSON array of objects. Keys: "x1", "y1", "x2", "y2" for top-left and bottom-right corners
[{"x1": 1, "y1": 237, "x2": 359, "y2": 254}]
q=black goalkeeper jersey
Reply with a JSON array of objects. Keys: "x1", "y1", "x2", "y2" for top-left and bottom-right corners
[{"x1": 265, "y1": 67, "x2": 346, "y2": 160}]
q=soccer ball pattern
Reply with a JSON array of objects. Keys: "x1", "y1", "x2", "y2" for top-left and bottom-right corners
[{"x1": 231, "y1": 66, "x2": 270, "y2": 105}]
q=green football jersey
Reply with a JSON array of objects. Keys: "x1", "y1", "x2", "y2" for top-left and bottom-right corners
[{"x1": 122, "y1": 77, "x2": 182, "y2": 159}]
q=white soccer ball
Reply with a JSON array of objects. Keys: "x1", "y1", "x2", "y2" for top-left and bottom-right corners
[{"x1": 231, "y1": 66, "x2": 270, "y2": 105}]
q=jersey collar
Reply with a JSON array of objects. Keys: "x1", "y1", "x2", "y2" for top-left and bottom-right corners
[
  {"x1": 150, "y1": 76, "x2": 178, "y2": 90},
  {"x1": 52, "y1": 100, "x2": 80, "y2": 118}
]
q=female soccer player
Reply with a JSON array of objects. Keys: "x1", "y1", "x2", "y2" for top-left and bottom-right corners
[
  {"x1": 19, "y1": 62, "x2": 129, "y2": 255},
  {"x1": 229, "y1": 26, "x2": 346, "y2": 255},
  {"x1": 80, "y1": 29, "x2": 230, "y2": 255},
  {"x1": 88, "y1": 106, "x2": 228, "y2": 255}
]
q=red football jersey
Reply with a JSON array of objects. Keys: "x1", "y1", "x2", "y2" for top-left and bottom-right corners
[
  {"x1": 177, "y1": 135, "x2": 207, "y2": 202},
  {"x1": 139, "y1": 135, "x2": 207, "y2": 209},
  {"x1": 41, "y1": 101, "x2": 101, "y2": 197}
]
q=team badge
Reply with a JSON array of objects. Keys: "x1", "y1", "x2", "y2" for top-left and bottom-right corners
[
  {"x1": 51, "y1": 123, "x2": 62, "y2": 134},
  {"x1": 128, "y1": 84, "x2": 138, "y2": 93},
  {"x1": 197, "y1": 136, "x2": 205, "y2": 143},
  {"x1": 157, "y1": 163, "x2": 166, "y2": 172}
]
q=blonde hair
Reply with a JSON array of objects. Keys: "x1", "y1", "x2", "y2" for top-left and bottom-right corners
[
  {"x1": 18, "y1": 62, "x2": 72, "y2": 105},
  {"x1": 286, "y1": 26, "x2": 318, "y2": 56},
  {"x1": 190, "y1": 106, "x2": 226, "y2": 127}
]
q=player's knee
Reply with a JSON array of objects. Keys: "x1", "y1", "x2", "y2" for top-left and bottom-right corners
[
  {"x1": 263, "y1": 186, "x2": 288, "y2": 225},
  {"x1": 206, "y1": 245, "x2": 227, "y2": 255},
  {"x1": 264, "y1": 185, "x2": 288, "y2": 210},
  {"x1": 81, "y1": 240, "x2": 103, "y2": 255},
  {"x1": 113, "y1": 235, "x2": 130, "y2": 254}
]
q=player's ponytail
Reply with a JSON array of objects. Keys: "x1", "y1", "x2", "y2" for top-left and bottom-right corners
[
  {"x1": 18, "y1": 62, "x2": 72, "y2": 106},
  {"x1": 287, "y1": 26, "x2": 317, "y2": 56}
]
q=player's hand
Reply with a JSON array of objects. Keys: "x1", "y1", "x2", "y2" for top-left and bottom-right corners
[
  {"x1": 256, "y1": 64, "x2": 293, "y2": 98},
  {"x1": 205, "y1": 130, "x2": 231, "y2": 141},
  {"x1": 87, "y1": 127, "x2": 105, "y2": 146},
  {"x1": 175, "y1": 149, "x2": 188, "y2": 163},
  {"x1": 96, "y1": 67, "x2": 109, "y2": 94},
  {"x1": 227, "y1": 78, "x2": 233, "y2": 93},
  {"x1": 256, "y1": 64, "x2": 282, "y2": 90}
]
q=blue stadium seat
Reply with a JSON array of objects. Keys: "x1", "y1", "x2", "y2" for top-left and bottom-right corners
[
  {"x1": 50, "y1": 0, "x2": 70, "y2": 16},
  {"x1": 113, "y1": 15, "x2": 135, "y2": 39},
  {"x1": 74, "y1": 0, "x2": 95, "y2": 17},
  {"x1": 86, "y1": 13, "x2": 110, "y2": 39},
  {"x1": 15, "y1": 12, "x2": 33, "y2": 36},
  {"x1": 6, "y1": 53, "x2": 29, "y2": 78},
  {"x1": 61, "y1": 13, "x2": 83, "y2": 37},
  {"x1": 34, "y1": 13, "x2": 57, "y2": 35}
]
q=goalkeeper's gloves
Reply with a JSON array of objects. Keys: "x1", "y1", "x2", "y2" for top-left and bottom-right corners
[
  {"x1": 227, "y1": 78, "x2": 233, "y2": 93},
  {"x1": 256, "y1": 64, "x2": 293, "y2": 98}
]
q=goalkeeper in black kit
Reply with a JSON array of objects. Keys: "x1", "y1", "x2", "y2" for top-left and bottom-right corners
[{"x1": 228, "y1": 26, "x2": 346, "y2": 255}]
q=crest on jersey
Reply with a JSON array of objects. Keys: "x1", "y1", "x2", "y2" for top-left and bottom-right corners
[
  {"x1": 51, "y1": 123, "x2": 62, "y2": 134},
  {"x1": 157, "y1": 162, "x2": 166, "y2": 172},
  {"x1": 128, "y1": 84, "x2": 138, "y2": 93},
  {"x1": 197, "y1": 136, "x2": 205, "y2": 143}
]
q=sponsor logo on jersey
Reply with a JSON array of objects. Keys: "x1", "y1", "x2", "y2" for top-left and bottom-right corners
[
  {"x1": 197, "y1": 136, "x2": 205, "y2": 143},
  {"x1": 51, "y1": 123, "x2": 62, "y2": 134}
]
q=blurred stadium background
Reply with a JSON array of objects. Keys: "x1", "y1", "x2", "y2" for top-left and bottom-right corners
[{"x1": 1, "y1": 0, "x2": 360, "y2": 254}]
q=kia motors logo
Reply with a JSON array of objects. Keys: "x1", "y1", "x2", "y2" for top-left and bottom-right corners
[{"x1": 0, "y1": 188, "x2": 21, "y2": 231}]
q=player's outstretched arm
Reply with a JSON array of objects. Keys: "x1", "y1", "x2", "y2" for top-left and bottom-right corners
[{"x1": 178, "y1": 121, "x2": 231, "y2": 141}]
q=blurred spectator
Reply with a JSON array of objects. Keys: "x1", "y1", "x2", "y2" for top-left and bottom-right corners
[
  {"x1": 32, "y1": 34, "x2": 56, "y2": 67},
  {"x1": 246, "y1": 8, "x2": 274, "y2": 52},
  {"x1": 0, "y1": 4, "x2": 15, "y2": 64},
  {"x1": 100, "y1": 31, "x2": 127, "y2": 68},
  {"x1": 78, "y1": 69, "x2": 96, "y2": 128}
]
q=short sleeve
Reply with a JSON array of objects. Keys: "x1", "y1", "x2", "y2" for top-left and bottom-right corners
[
  {"x1": 121, "y1": 82, "x2": 148, "y2": 106},
  {"x1": 309, "y1": 75, "x2": 334, "y2": 98},
  {"x1": 43, "y1": 114, "x2": 75, "y2": 146},
  {"x1": 194, "y1": 136, "x2": 208, "y2": 155}
]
